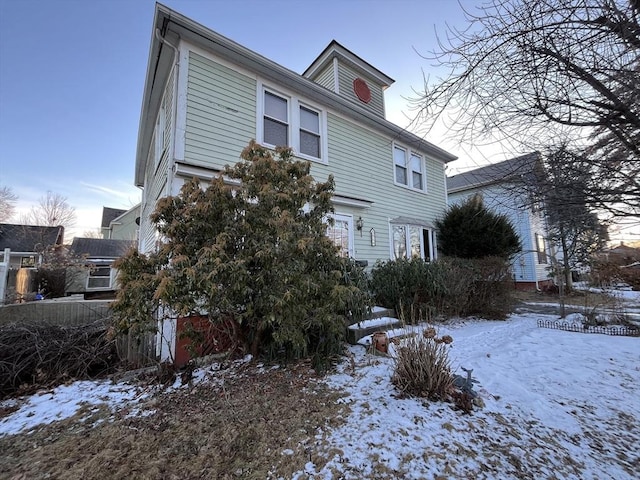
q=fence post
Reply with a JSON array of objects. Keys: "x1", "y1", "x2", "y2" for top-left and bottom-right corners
[{"x1": 0, "y1": 248, "x2": 10, "y2": 305}]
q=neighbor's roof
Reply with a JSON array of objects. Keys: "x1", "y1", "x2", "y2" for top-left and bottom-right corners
[
  {"x1": 135, "y1": 4, "x2": 457, "y2": 186},
  {"x1": 70, "y1": 238, "x2": 134, "y2": 259},
  {"x1": 101, "y1": 207, "x2": 127, "y2": 228},
  {"x1": 0, "y1": 224, "x2": 64, "y2": 253},
  {"x1": 447, "y1": 153, "x2": 540, "y2": 194}
]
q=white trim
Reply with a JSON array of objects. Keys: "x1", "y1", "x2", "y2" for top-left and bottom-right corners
[
  {"x1": 173, "y1": 43, "x2": 189, "y2": 162},
  {"x1": 332, "y1": 57, "x2": 339, "y2": 93},
  {"x1": 331, "y1": 194, "x2": 373, "y2": 209}
]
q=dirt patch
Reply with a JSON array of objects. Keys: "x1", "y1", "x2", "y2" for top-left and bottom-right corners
[{"x1": 0, "y1": 360, "x2": 348, "y2": 480}]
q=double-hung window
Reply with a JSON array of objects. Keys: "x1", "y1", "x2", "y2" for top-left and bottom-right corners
[
  {"x1": 392, "y1": 224, "x2": 434, "y2": 261},
  {"x1": 260, "y1": 85, "x2": 325, "y2": 162},
  {"x1": 87, "y1": 265, "x2": 112, "y2": 289},
  {"x1": 394, "y1": 145, "x2": 425, "y2": 192}
]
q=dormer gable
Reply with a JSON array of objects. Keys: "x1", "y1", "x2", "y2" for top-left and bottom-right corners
[{"x1": 303, "y1": 41, "x2": 394, "y2": 118}]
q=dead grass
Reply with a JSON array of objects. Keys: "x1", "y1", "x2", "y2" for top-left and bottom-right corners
[{"x1": 0, "y1": 360, "x2": 348, "y2": 480}]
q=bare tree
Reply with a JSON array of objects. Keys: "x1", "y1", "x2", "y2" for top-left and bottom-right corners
[
  {"x1": 22, "y1": 191, "x2": 76, "y2": 229},
  {"x1": 0, "y1": 186, "x2": 18, "y2": 222},
  {"x1": 415, "y1": 0, "x2": 640, "y2": 217},
  {"x1": 537, "y1": 146, "x2": 609, "y2": 289}
]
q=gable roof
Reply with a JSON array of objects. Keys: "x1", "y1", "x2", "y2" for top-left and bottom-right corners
[
  {"x1": 136, "y1": 4, "x2": 457, "y2": 186},
  {"x1": 303, "y1": 40, "x2": 395, "y2": 88},
  {"x1": 70, "y1": 238, "x2": 134, "y2": 259},
  {"x1": 447, "y1": 153, "x2": 540, "y2": 194},
  {"x1": 101, "y1": 207, "x2": 127, "y2": 228},
  {"x1": 0, "y1": 224, "x2": 65, "y2": 253}
]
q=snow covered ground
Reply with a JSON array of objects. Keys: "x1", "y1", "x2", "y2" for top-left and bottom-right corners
[{"x1": 1, "y1": 294, "x2": 639, "y2": 478}]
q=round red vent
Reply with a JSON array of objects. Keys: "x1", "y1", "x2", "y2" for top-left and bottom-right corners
[{"x1": 353, "y1": 78, "x2": 371, "y2": 104}]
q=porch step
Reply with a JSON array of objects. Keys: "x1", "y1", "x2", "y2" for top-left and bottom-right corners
[{"x1": 346, "y1": 306, "x2": 401, "y2": 344}]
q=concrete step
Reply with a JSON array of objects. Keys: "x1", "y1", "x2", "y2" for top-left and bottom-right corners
[{"x1": 346, "y1": 311, "x2": 402, "y2": 345}]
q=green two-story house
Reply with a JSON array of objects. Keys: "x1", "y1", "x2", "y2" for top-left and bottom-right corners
[{"x1": 135, "y1": 4, "x2": 457, "y2": 268}]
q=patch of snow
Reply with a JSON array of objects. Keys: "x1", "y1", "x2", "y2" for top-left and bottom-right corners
[
  {"x1": 296, "y1": 313, "x2": 640, "y2": 479},
  {"x1": 0, "y1": 380, "x2": 146, "y2": 437}
]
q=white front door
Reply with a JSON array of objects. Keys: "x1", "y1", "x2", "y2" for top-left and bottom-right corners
[{"x1": 326, "y1": 213, "x2": 354, "y2": 258}]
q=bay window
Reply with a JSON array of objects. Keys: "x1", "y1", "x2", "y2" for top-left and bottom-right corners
[{"x1": 392, "y1": 224, "x2": 434, "y2": 261}]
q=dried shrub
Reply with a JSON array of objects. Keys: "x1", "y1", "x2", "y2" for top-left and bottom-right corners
[
  {"x1": 0, "y1": 322, "x2": 121, "y2": 399},
  {"x1": 391, "y1": 335, "x2": 453, "y2": 400}
]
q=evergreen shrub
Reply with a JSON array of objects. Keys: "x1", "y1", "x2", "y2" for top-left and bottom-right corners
[
  {"x1": 112, "y1": 141, "x2": 371, "y2": 370},
  {"x1": 370, "y1": 256, "x2": 513, "y2": 321}
]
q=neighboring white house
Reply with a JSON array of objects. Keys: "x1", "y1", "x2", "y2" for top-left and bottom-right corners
[
  {"x1": 447, "y1": 153, "x2": 555, "y2": 291},
  {"x1": 135, "y1": 4, "x2": 457, "y2": 361},
  {"x1": 66, "y1": 237, "x2": 134, "y2": 299}
]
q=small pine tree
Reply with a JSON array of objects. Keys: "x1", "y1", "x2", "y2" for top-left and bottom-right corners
[
  {"x1": 112, "y1": 140, "x2": 370, "y2": 368},
  {"x1": 435, "y1": 195, "x2": 521, "y2": 259}
]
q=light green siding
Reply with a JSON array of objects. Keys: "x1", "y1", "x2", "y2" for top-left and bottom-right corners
[
  {"x1": 185, "y1": 52, "x2": 256, "y2": 169},
  {"x1": 337, "y1": 62, "x2": 385, "y2": 117},
  {"x1": 140, "y1": 67, "x2": 174, "y2": 253},
  {"x1": 313, "y1": 64, "x2": 336, "y2": 91},
  {"x1": 305, "y1": 113, "x2": 448, "y2": 267}
]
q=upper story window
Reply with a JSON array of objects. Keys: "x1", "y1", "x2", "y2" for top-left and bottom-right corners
[
  {"x1": 394, "y1": 145, "x2": 426, "y2": 192},
  {"x1": 259, "y1": 84, "x2": 326, "y2": 163}
]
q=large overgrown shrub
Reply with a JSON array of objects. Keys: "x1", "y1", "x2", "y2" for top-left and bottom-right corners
[
  {"x1": 112, "y1": 141, "x2": 371, "y2": 368},
  {"x1": 370, "y1": 257, "x2": 513, "y2": 321},
  {"x1": 435, "y1": 195, "x2": 521, "y2": 259}
]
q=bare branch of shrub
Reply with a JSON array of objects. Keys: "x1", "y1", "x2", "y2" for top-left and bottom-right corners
[
  {"x1": 0, "y1": 321, "x2": 122, "y2": 399},
  {"x1": 391, "y1": 335, "x2": 453, "y2": 401}
]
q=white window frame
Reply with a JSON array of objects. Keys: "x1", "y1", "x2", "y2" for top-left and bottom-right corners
[
  {"x1": 86, "y1": 265, "x2": 113, "y2": 290},
  {"x1": 257, "y1": 82, "x2": 327, "y2": 164},
  {"x1": 390, "y1": 223, "x2": 435, "y2": 261},
  {"x1": 326, "y1": 213, "x2": 354, "y2": 258},
  {"x1": 393, "y1": 143, "x2": 427, "y2": 193}
]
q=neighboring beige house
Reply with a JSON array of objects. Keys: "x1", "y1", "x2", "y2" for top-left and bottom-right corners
[
  {"x1": 447, "y1": 154, "x2": 555, "y2": 290},
  {"x1": 66, "y1": 237, "x2": 134, "y2": 299},
  {"x1": 101, "y1": 205, "x2": 140, "y2": 240},
  {"x1": 135, "y1": 4, "x2": 457, "y2": 360},
  {"x1": 0, "y1": 224, "x2": 65, "y2": 303}
]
